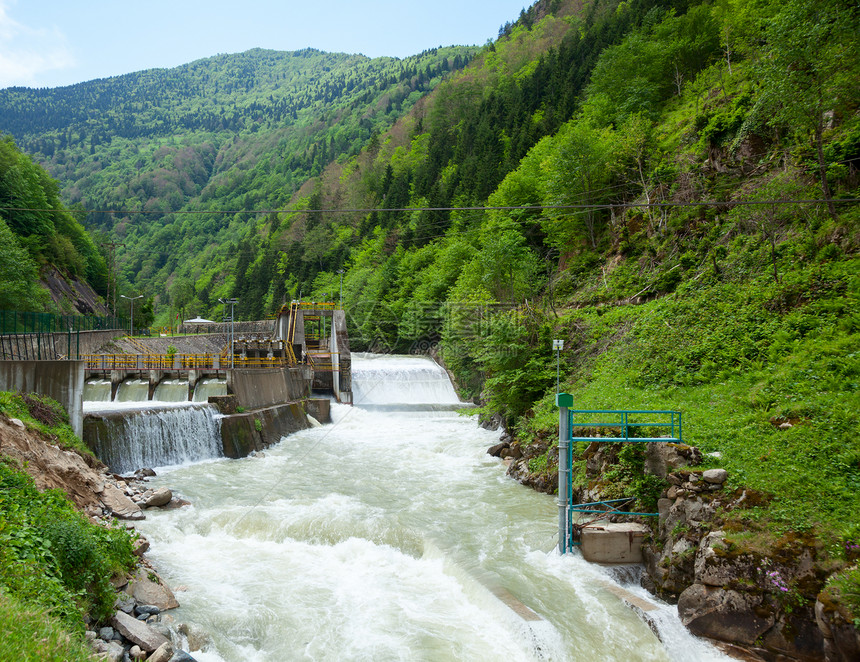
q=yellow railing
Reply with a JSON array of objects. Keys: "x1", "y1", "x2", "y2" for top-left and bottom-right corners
[{"x1": 82, "y1": 354, "x2": 292, "y2": 371}]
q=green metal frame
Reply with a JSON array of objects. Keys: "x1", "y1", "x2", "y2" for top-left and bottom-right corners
[{"x1": 555, "y1": 393, "x2": 682, "y2": 552}]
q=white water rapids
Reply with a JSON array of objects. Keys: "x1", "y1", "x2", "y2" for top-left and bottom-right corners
[{"x1": 129, "y1": 354, "x2": 728, "y2": 662}]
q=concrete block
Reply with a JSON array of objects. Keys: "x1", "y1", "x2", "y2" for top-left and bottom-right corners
[{"x1": 581, "y1": 522, "x2": 648, "y2": 564}]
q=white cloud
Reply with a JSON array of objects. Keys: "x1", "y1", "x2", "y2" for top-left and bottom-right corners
[{"x1": 0, "y1": 1, "x2": 75, "y2": 88}]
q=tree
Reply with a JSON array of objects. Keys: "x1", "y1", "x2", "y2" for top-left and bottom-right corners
[
  {"x1": 758, "y1": 0, "x2": 860, "y2": 220},
  {"x1": 543, "y1": 120, "x2": 620, "y2": 250},
  {"x1": 0, "y1": 217, "x2": 49, "y2": 311}
]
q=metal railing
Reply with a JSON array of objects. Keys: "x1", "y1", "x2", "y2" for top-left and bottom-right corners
[
  {"x1": 0, "y1": 310, "x2": 125, "y2": 335},
  {"x1": 556, "y1": 394, "x2": 684, "y2": 553},
  {"x1": 82, "y1": 354, "x2": 291, "y2": 371}
]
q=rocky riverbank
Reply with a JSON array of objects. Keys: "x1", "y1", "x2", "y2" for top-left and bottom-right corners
[
  {"x1": 0, "y1": 414, "x2": 205, "y2": 661},
  {"x1": 487, "y1": 428, "x2": 860, "y2": 662}
]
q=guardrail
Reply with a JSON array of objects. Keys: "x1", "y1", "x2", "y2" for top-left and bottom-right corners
[{"x1": 82, "y1": 354, "x2": 292, "y2": 371}]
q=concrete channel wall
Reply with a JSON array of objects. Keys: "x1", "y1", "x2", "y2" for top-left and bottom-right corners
[{"x1": 0, "y1": 360, "x2": 85, "y2": 437}]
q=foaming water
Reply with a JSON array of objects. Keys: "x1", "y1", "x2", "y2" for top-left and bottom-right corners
[{"x1": 132, "y1": 354, "x2": 729, "y2": 661}]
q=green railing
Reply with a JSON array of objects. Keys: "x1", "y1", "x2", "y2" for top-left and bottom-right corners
[
  {"x1": 555, "y1": 393, "x2": 683, "y2": 553},
  {"x1": 0, "y1": 310, "x2": 126, "y2": 335}
]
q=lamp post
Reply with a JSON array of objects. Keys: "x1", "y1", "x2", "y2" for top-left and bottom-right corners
[
  {"x1": 120, "y1": 294, "x2": 143, "y2": 336},
  {"x1": 219, "y1": 298, "x2": 238, "y2": 369},
  {"x1": 553, "y1": 339, "x2": 564, "y2": 393}
]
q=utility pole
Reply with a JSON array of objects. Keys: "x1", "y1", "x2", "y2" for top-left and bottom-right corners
[
  {"x1": 101, "y1": 241, "x2": 125, "y2": 317},
  {"x1": 120, "y1": 294, "x2": 143, "y2": 336},
  {"x1": 337, "y1": 269, "x2": 344, "y2": 308}
]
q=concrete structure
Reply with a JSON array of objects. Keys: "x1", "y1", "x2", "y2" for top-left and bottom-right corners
[
  {"x1": 0, "y1": 360, "x2": 85, "y2": 437},
  {"x1": 274, "y1": 304, "x2": 352, "y2": 404},
  {"x1": 580, "y1": 522, "x2": 649, "y2": 564}
]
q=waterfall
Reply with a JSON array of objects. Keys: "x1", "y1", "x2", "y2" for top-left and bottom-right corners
[
  {"x1": 115, "y1": 378, "x2": 149, "y2": 402},
  {"x1": 192, "y1": 377, "x2": 227, "y2": 402},
  {"x1": 83, "y1": 378, "x2": 111, "y2": 402},
  {"x1": 153, "y1": 379, "x2": 190, "y2": 402},
  {"x1": 85, "y1": 405, "x2": 223, "y2": 474},
  {"x1": 351, "y1": 354, "x2": 461, "y2": 406}
]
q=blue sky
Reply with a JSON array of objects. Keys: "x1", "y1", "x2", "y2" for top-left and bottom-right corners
[{"x1": 0, "y1": 0, "x2": 531, "y2": 89}]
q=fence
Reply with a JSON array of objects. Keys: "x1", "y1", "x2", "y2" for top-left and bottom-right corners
[{"x1": 0, "y1": 310, "x2": 126, "y2": 335}]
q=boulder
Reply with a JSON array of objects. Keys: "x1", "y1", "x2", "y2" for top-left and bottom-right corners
[
  {"x1": 694, "y1": 531, "x2": 758, "y2": 587},
  {"x1": 111, "y1": 610, "x2": 170, "y2": 652},
  {"x1": 487, "y1": 441, "x2": 509, "y2": 457},
  {"x1": 125, "y1": 567, "x2": 180, "y2": 610},
  {"x1": 702, "y1": 468, "x2": 728, "y2": 485},
  {"x1": 678, "y1": 583, "x2": 774, "y2": 645},
  {"x1": 145, "y1": 487, "x2": 173, "y2": 508},
  {"x1": 101, "y1": 483, "x2": 144, "y2": 520}
]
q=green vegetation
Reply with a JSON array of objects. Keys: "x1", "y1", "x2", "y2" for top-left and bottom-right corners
[
  {"x1": 0, "y1": 590, "x2": 97, "y2": 662},
  {"x1": 0, "y1": 458, "x2": 136, "y2": 631},
  {"x1": 0, "y1": 138, "x2": 107, "y2": 312}
]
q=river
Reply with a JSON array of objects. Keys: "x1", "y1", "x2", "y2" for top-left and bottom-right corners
[{"x1": 128, "y1": 354, "x2": 728, "y2": 662}]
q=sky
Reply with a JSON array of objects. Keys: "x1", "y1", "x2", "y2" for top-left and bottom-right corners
[{"x1": 0, "y1": 0, "x2": 531, "y2": 89}]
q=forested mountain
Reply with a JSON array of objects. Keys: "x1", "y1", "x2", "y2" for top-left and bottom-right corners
[
  {"x1": 0, "y1": 45, "x2": 475, "y2": 317},
  {"x1": 0, "y1": 138, "x2": 108, "y2": 313}
]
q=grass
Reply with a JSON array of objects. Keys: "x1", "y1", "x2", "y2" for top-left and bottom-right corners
[
  {"x1": 515, "y1": 245, "x2": 860, "y2": 559},
  {"x1": 0, "y1": 590, "x2": 96, "y2": 662}
]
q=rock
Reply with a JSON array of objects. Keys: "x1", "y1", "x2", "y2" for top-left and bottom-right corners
[
  {"x1": 169, "y1": 650, "x2": 199, "y2": 662},
  {"x1": 101, "y1": 484, "x2": 144, "y2": 520},
  {"x1": 646, "y1": 442, "x2": 701, "y2": 478},
  {"x1": 108, "y1": 640, "x2": 126, "y2": 661},
  {"x1": 115, "y1": 594, "x2": 136, "y2": 614},
  {"x1": 178, "y1": 622, "x2": 210, "y2": 652},
  {"x1": 129, "y1": 645, "x2": 146, "y2": 660},
  {"x1": 693, "y1": 532, "x2": 758, "y2": 587},
  {"x1": 135, "y1": 604, "x2": 161, "y2": 616},
  {"x1": 666, "y1": 485, "x2": 679, "y2": 499},
  {"x1": 111, "y1": 610, "x2": 170, "y2": 652},
  {"x1": 136, "y1": 468, "x2": 157, "y2": 478},
  {"x1": 85, "y1": 630, "x2": 97, "y2": 641},
  {"x1": 133, "y1": 536, "x2": 150, "y2": 558},
  {"x1": 147, "y1": 642, "x2": 175, "y2": 662},
  {"x1": 125, "y1": 567, "x2": 180, "y2": 610},
  {"x1": 9, "y1": 417, "x2": 25, "y2": 428},
  {"x1": 678, "y1": 584, "x2": 774, "y2": 645},
  {"x1": 99, "y1": 626, "x2": 115, "y2": 641},
  {"x1": 145, "y1": 487, "x2": 173, "y2": 508},
  {"x1": 702, "y1": 468, "x2": 728, "y2": 485},
  {"x1": 778, "y1": 422, "x2": 793, "y2": 430},
  {"x1": 487, "y1": 441, "x2": 509, "y2": 457}
]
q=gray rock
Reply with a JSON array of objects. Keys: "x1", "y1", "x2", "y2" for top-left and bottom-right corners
[
  {"x1": 115, "y1": 594, "x2": 136, "y2": 614},
  {"x1": 129, "y1": 645, "x2": 146, "y2": 660},
  {"x1": 101, "y1": 484, "x2": 144, "y2": 520},
  {"x1": 487, "y1": 441, "x2": 509, "y2": 457},
  {"x1": 125, "y1": 567, "x2": 180, "y2": 610},
  {"x1": 678, "y1": 583, "x2": 774, "y2": 645},
  {"x1": 111, "y1": 610, "x2": 170, "y2": 652},
  {"x1": 105, "y1": 640, "x2": 125, "y2": 662},
  {"x1": 145, "y1": 487, "x2": 173, "y2": 508},
  {"x1": 99, "y1": 626, "x2": 115, "y2": 641},
  {"x1": 169, "y1": 650, "x2": 199, "y2": 662},
  {"x1": 703, "y1": 468, "x2": 728, "y2": 484},
  {"x1": 135, "y1": 604, "x2": 161, "y2": 616},
  {"x1": 148, "y1": 642, "x2": 175, "y2": 662}
]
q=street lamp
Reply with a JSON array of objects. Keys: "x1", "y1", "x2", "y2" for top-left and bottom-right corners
[
  {"x1": 219, "y1": 298, "x2": 238, "y2": 369},
  {"x1": 120, "y1": 294, "x2": 143, "y2": 336}
]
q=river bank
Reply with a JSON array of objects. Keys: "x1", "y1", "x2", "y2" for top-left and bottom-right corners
[
  {"x1": 0, "y1": 411, "x2": 199, "y2": 661},
  {"x1": 486, "y1": 422, "x2": 860, "y2": 662}
]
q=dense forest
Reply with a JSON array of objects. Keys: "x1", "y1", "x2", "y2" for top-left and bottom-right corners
[
  {"x1": 1, "y1": 0, "x2": 859, "y2": 650},
  {"x1": 0, "y1": 138, "x2": 108, "y2": 312}
]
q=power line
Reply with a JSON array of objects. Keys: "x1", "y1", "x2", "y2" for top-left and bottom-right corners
[{"x1": 1, "y1": 198, "x2": 857, "y2": 217}]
